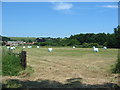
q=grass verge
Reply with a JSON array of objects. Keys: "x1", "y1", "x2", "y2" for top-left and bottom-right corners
[{"x1": 2, "y1": 48, "x2": 22, "y2": 76}]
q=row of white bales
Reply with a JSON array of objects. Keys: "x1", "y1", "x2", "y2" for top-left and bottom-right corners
[{"x1": 6, "y1": 46, "x2": 107, "y2": 52}]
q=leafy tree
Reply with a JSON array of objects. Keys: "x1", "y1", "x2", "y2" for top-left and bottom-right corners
[
  {"x1": 82, "y1": 43, "x2": 89, "y2": 48},
  {"x1": 95, "y1": 33, "x2": 107, "y2": 45},
  {"x1": 106, "y1": 34, "x2": 115, "y2": 48},
  {"x1": 67, "y1": 39, "x2": 80, "y2": 46},
  {"x1": 1, "y1": 36, "x2": 11, "y2": 41},
  {"x1": 114, "y1": 25, "x2": 120, "y2": 48}
]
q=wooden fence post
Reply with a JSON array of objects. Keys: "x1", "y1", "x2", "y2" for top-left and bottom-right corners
[{"x1": 21, "y1": 51, "x2": 27, "y2": 70}]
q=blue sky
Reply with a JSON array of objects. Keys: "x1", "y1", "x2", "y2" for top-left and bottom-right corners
[{"x1": 2, "y1": 2, "x2": 118, "y2": 38}]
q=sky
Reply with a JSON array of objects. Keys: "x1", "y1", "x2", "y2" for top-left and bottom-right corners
[{"x1": 2, "y1": 2, "x2": 118, "y2": 38}]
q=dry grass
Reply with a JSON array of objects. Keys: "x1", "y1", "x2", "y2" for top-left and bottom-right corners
[{"x1": 2, "y1": 47, "x2": 119, "y2": 88}]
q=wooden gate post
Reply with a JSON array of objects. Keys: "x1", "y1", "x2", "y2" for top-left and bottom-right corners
[{"x1": 21, "y1": 51, "x2": 27, "y2": 70}]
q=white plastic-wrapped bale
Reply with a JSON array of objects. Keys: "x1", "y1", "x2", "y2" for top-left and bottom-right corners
[
  {"x1": 48, "y1": 48, "x2": 53, "y2": 52},
  {"x1": 73, "y1": 46, "x2": 75, "y2": 48},
  {"x1": 13, "y1": 47, "x2": 16, "y2": 49},
  {"x1": 103, "y1": 46, "x2": 107, "y2": 50},
  {"x1": 7, "y1": 46, "x2": 10, "y2": 49},
  {"x1": 10, "y1": 47, "x2": 13, "y2": 50},
  {"x1": 37, "y1": 46, "x2": 39, "y2": 48},
  {"x1": 10, "y1": 47, "x2": 15, "y2": 50},
  {"x1": 28, "y1": 46, "x2": 31, "y2": 48},
  {"x1": 23, "y1": 46, "x2": 26, "y2": 48},
  {"x1": 93, "y1": 48, "x2": 99, "y2": 52},
  {"x1": 93, "y1": 46, "x2": 95, "y2": 49}
]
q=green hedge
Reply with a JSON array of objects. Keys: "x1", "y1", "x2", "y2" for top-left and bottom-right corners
[
  {"x1": 111, "y1": 49, "x2": 120, "y2": 73},
  {"x1": 75, "y1": 43, "x2": 103, "y2": 48},
  {"x1": 2, "y1": 48, "x2": 22, "y2": 76}
]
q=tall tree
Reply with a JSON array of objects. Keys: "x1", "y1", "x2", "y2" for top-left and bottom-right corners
[{"x1": 114, "y1": 25, "x2": 120, "y2": 48}]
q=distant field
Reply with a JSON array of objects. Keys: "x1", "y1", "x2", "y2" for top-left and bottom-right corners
[
  {"x1": 2, "y1": 47, "x2": 119, "y2": 88},
  {"x1": 8, "y1": 37, "x2": 36, "y2": 41}
]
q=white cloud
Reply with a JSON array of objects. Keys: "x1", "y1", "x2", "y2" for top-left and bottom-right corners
[
  {"x1": 53, "y1": 2, "x2": 73, "y2": 10},
  {"x1": 100, "y1": 5, "x2": 118, "y2": 8}
]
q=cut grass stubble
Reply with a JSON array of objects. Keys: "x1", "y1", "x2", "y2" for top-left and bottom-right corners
[{"x1": 25, "y1": 48, "x2": 118, "y2": 84}]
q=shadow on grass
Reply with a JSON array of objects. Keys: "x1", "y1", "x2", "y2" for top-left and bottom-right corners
[{"x1": 2, "y1": 77, "x2": 120, "y2": 89}]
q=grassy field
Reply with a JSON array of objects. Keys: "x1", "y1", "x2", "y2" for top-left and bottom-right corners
[{"x1": 2, "y1": 47, "x2": 119, "y2": 88}]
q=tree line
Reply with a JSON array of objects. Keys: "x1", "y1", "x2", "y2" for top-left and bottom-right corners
[
  {"x1": 34, "y1": 25, "x2": 120, "y2": 48},
  {"x1": 1, "y1": 25, "x2": 120, "y2": 48}
]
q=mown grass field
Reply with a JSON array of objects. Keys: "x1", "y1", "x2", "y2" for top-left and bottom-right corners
[{"x1": 2, "y1": 47, "x2": 119, "y2": 88}]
